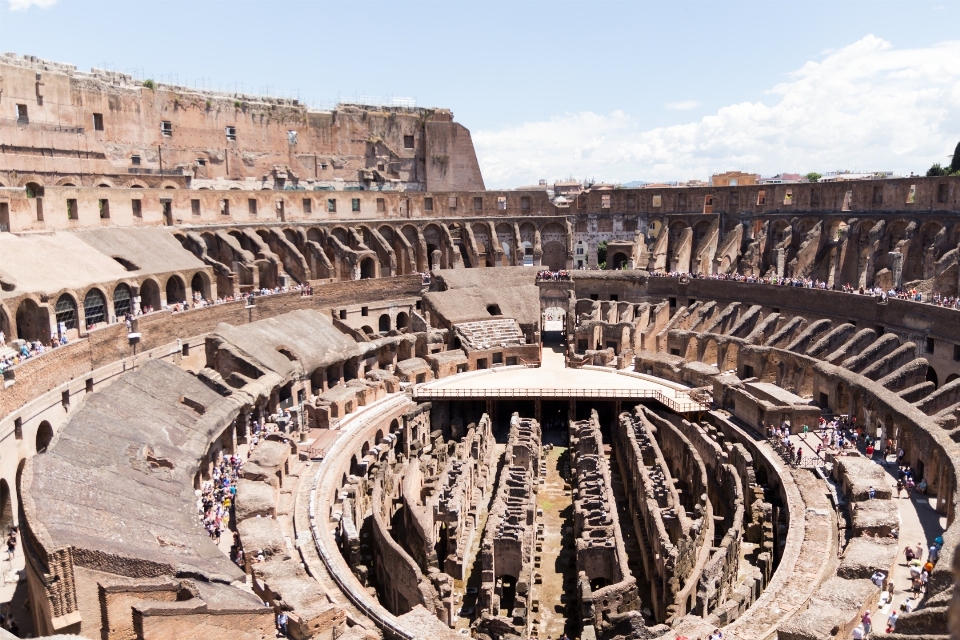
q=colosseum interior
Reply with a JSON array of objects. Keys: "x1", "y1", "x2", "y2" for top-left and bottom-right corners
[{"x1": 0, "y1": 53, "x2": 958, "y2": 640}]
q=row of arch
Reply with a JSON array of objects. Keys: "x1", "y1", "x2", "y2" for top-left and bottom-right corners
[
  {"x1": 5, "y1": 177, "x2": 182, "y2": 192},
  {"x1": 1, "y1": 271, "x2": 211, "y2": 343}
]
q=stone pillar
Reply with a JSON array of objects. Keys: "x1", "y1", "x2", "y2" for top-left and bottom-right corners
[
  {"x1": 774, "y1": 247, "x2": 785, "y2": 278},
  {"x1": 889, "y1": 251, "x2": 903, "y2": 290}
]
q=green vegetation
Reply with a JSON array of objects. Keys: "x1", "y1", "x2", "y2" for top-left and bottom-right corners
[
  {"x1": 927, "y1": 163, "x2": 949, "y2": 177},
  {"x1": 142, "y1": 79, "x2": 156, "y2": 90},
  {"x1": 927, "y1": 142, "x2": 960, "y2": 176},
  {"x1": 597, "y1": 240, "x2": 607, "y2": 270},
  {"x1": 805, "y1": 172, "x2": 822, "y2": 183}
]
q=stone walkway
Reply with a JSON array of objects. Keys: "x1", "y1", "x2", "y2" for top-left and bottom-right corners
[
  {"x1": 530, "y1": 436, "x2": 576, "y2": 640},
  {"x1": 793, "y1": 431, "x2": 947, "y2": 633}
]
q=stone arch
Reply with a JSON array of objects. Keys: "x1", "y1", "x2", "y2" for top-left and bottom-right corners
[
  {"x1": 56, "y1": 175, "x2": 83, "y2": 187},
  {"x1": 378, "y1": 313, "x2": 390, "y2": 333},
  {"x1": 496, "y1": 222, "x2": 514, "y2": 266},
  {"x1": 159, "y1": 180, "x2": 180, "y2": 190},
  {"x1": 123, "y1": 179, "x2": 149, "y2": 189},
  {"x1": 926, "y1": 365, "x2": 939, "y2": 390},
  {"x1": 191, "y1": 271, "x2": 211, "y2": 300},
  {"x1": 360, "y1": 256, "x2": 377, "y2": 279},
  {"x1": 836, "y1": 381, "x2": 851, "y2": 415},
  {"x1": 610, "y1": 252, "x2": 629, "y2": 270},
  {"x1": 55, "y1": 292, "x2": 79, "y2": 334},
  {"x1": 140, "y1": 278, "x2": 162, "y2": 312},
  {"x1": 24, "y1": 181, "x2": 44, "y2": 198},
  {"x1": 16, "y1": 297, "x2": 45, "y2": 342},
  {"x1": 683, "y1": 336, "x2": 699, "y2": 361},
  {"x1": 721, "y1": 342, "x2": 740, "y2": 372},
  {"x1": 396, "y1": 311, "x2": 409, "y2": 331},
  {"x1": 361, "y1": 325, "x2": 375, "y2": 336},
  {"x1": 760, "y1": 351, "x2": 781, "y2": 384},
  {"x1": 908, "y1": 221, "x2": 945, "y2": 282},
  {"x1": 701, "y1": 338, "x2": 719, "y2": 366},
  {"x1": 946, "y1": 373, "x2": 959, "y2": 385},
  {"x1": 36, "y1": 421, "x2": 53, "y2": 453},
  {"x1": 542, "y1": 241, "x2": 566, "y2": 270},
  {"x1": 113, "y1": 282, "x2": 133, "y2": 318},
  {"x1": 166, "y1": 275, "x2": 186, "y2": 305},
  {"x1": 82, "y1": 287, "x2": 107, "y2": 328}
]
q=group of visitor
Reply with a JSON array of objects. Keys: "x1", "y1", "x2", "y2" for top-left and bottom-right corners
[
  {"x1": 648, "y1": 270, "x2": 960, "y2": 311},
  {"x1": 851, "y1": 537, "x2": 945, "y2": 636},
  {"x1": 536, "y1": 269, "x2": 571, "y2": 281},
  {"x1": 197, "y1": 454, "x2": 242, "y2": 549},
  {"x1": 0, "y1": 336, "x2": 69, "y2": 373},
  {"x1": 418, "y1": 272, "x2": 432, "y2": 285},
  {"x1": 765, "y1": 422, "x2": 805, "y2": 466}
]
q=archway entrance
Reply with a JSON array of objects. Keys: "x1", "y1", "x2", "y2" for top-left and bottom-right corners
[
  {"x1": 16, "y1": 298, "x2": 47, "y2": 343},
  {"x1": 36, "y1": 421, "x2": 53, "y2": 453},
  {"x1": 610, "y1": 252, "x2": 629, "y2": 270},
  {"x1": 166, "y1": 276, "x2": 186, "y2": 305},
  {"x1": 360, "y1": 257, "x2": 376, "y2": 279},
  {"x1": 543, "y1": 306, "x2": 565, "y2": 332},
  {"x1": 140, "y1": 280, "x2": 161, "y2": 312}
]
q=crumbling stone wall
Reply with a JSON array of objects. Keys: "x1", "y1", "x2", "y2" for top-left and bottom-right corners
[
  {"x1": 571, "y1": 410, "x2": 639, "y2": 632},
  {"x1": 478, "y1": 414, "x2": 541, "y2": 630}
]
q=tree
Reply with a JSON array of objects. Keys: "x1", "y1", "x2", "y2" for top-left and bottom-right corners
[
  {"x1": 927, "y1": 163, "x2": 949, "y2": 177},
  {"x1": 142, "y1": 79, "x2": 156, "y2": 90},
  {"x1": 597, "y1": 241, "x2": 607, "y2": 269},
  {"x1": 805, "y1": 172, "x2": 822, "y2": 183},
  {"x1": 951, "y1": 140, "x2": 960, "y2": 173}
]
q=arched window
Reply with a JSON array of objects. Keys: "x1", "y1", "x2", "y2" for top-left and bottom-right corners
[
  {"x1": 113, "y1": 283, "x2": 132, "y2": 319},
  {"x1": 83, "y1": 288, "x2": 106, "y2": 326},
  {"x1": 191, "y1": 272, "x2": 209, "y2": 301},
  {"x1": 166, "y1": 276, "x2": 186, "y2": 304},
  {"x1": 360, "y1": 257, "x2": 376, "y2": 279},
  {"x1": 36, "y1": 421, "x2": 53, "y2": 453},
  {"x1": 140, "y1": 279, "x2": 161, "y2": 312},
  {"x1": 396, "y1": 312, "x2": 409, "y2": 331},
  {"x1": 55, "y1": 294, "x2": 78, "y2": 330},
  {"x1": 378, "y1": 314, "x2": 390, "y2": 333}
]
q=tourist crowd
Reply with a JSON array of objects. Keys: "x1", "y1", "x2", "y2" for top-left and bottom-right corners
[
  {"x1": 536, "y1": 269, "x2": 571, "y2": 281},
  {"x1": 0, "y1": 334, "x2": 69, "y2": 373},
  {"x1": 650, "y1": 270, "x2": 960, "y2": 309}
]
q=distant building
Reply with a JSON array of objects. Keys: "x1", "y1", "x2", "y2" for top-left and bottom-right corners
[
  {"x1": 553, "y1": 179, "x2": 583, "y2": 197},
  {"x1": 710, "y1": 171, "x2": 759, "y2": 187},
  {"x1": 820, "y1": 171, "x2": 896, "y2": 182},
  {"x1": 758, "y1": 173, "x2": 804, "y2": 184}
]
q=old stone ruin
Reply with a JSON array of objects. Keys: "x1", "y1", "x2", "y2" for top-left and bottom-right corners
[{"x1": 475, "y1": 414, "x2": 542, "y2": 636}]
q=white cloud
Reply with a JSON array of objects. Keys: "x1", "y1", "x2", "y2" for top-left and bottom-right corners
[
  {"x1": 7, "y1": 0, "x2": 57, "y2": 10},
  {"x1": 664, "y1": 100, "x2": 701, "y2": 111},
  {"x1": 474, "y1": 35, "x2": 960, "y2": 188}
]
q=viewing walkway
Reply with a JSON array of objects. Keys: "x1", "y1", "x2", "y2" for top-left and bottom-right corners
[{"x1": 413, "y1": 354, "x2": 709, "y2": 413}]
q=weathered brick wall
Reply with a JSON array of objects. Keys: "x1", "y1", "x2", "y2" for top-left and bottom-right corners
[{"x1": 0, "y1": 276, "x2": 422, "y2": 420}]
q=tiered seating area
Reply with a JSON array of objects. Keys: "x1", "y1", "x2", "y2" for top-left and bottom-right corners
[{"x1": 453, "y1": 319, "x2": 526, "y2": 351}]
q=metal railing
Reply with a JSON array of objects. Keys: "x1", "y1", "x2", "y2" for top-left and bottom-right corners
[{"x1": 412, "y1": 386, "x2": 710, "y2": 413}]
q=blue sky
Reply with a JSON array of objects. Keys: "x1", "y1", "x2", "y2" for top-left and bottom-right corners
[{"x1": 3, "y1": 0, "x2": 960, "y2": 187}]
